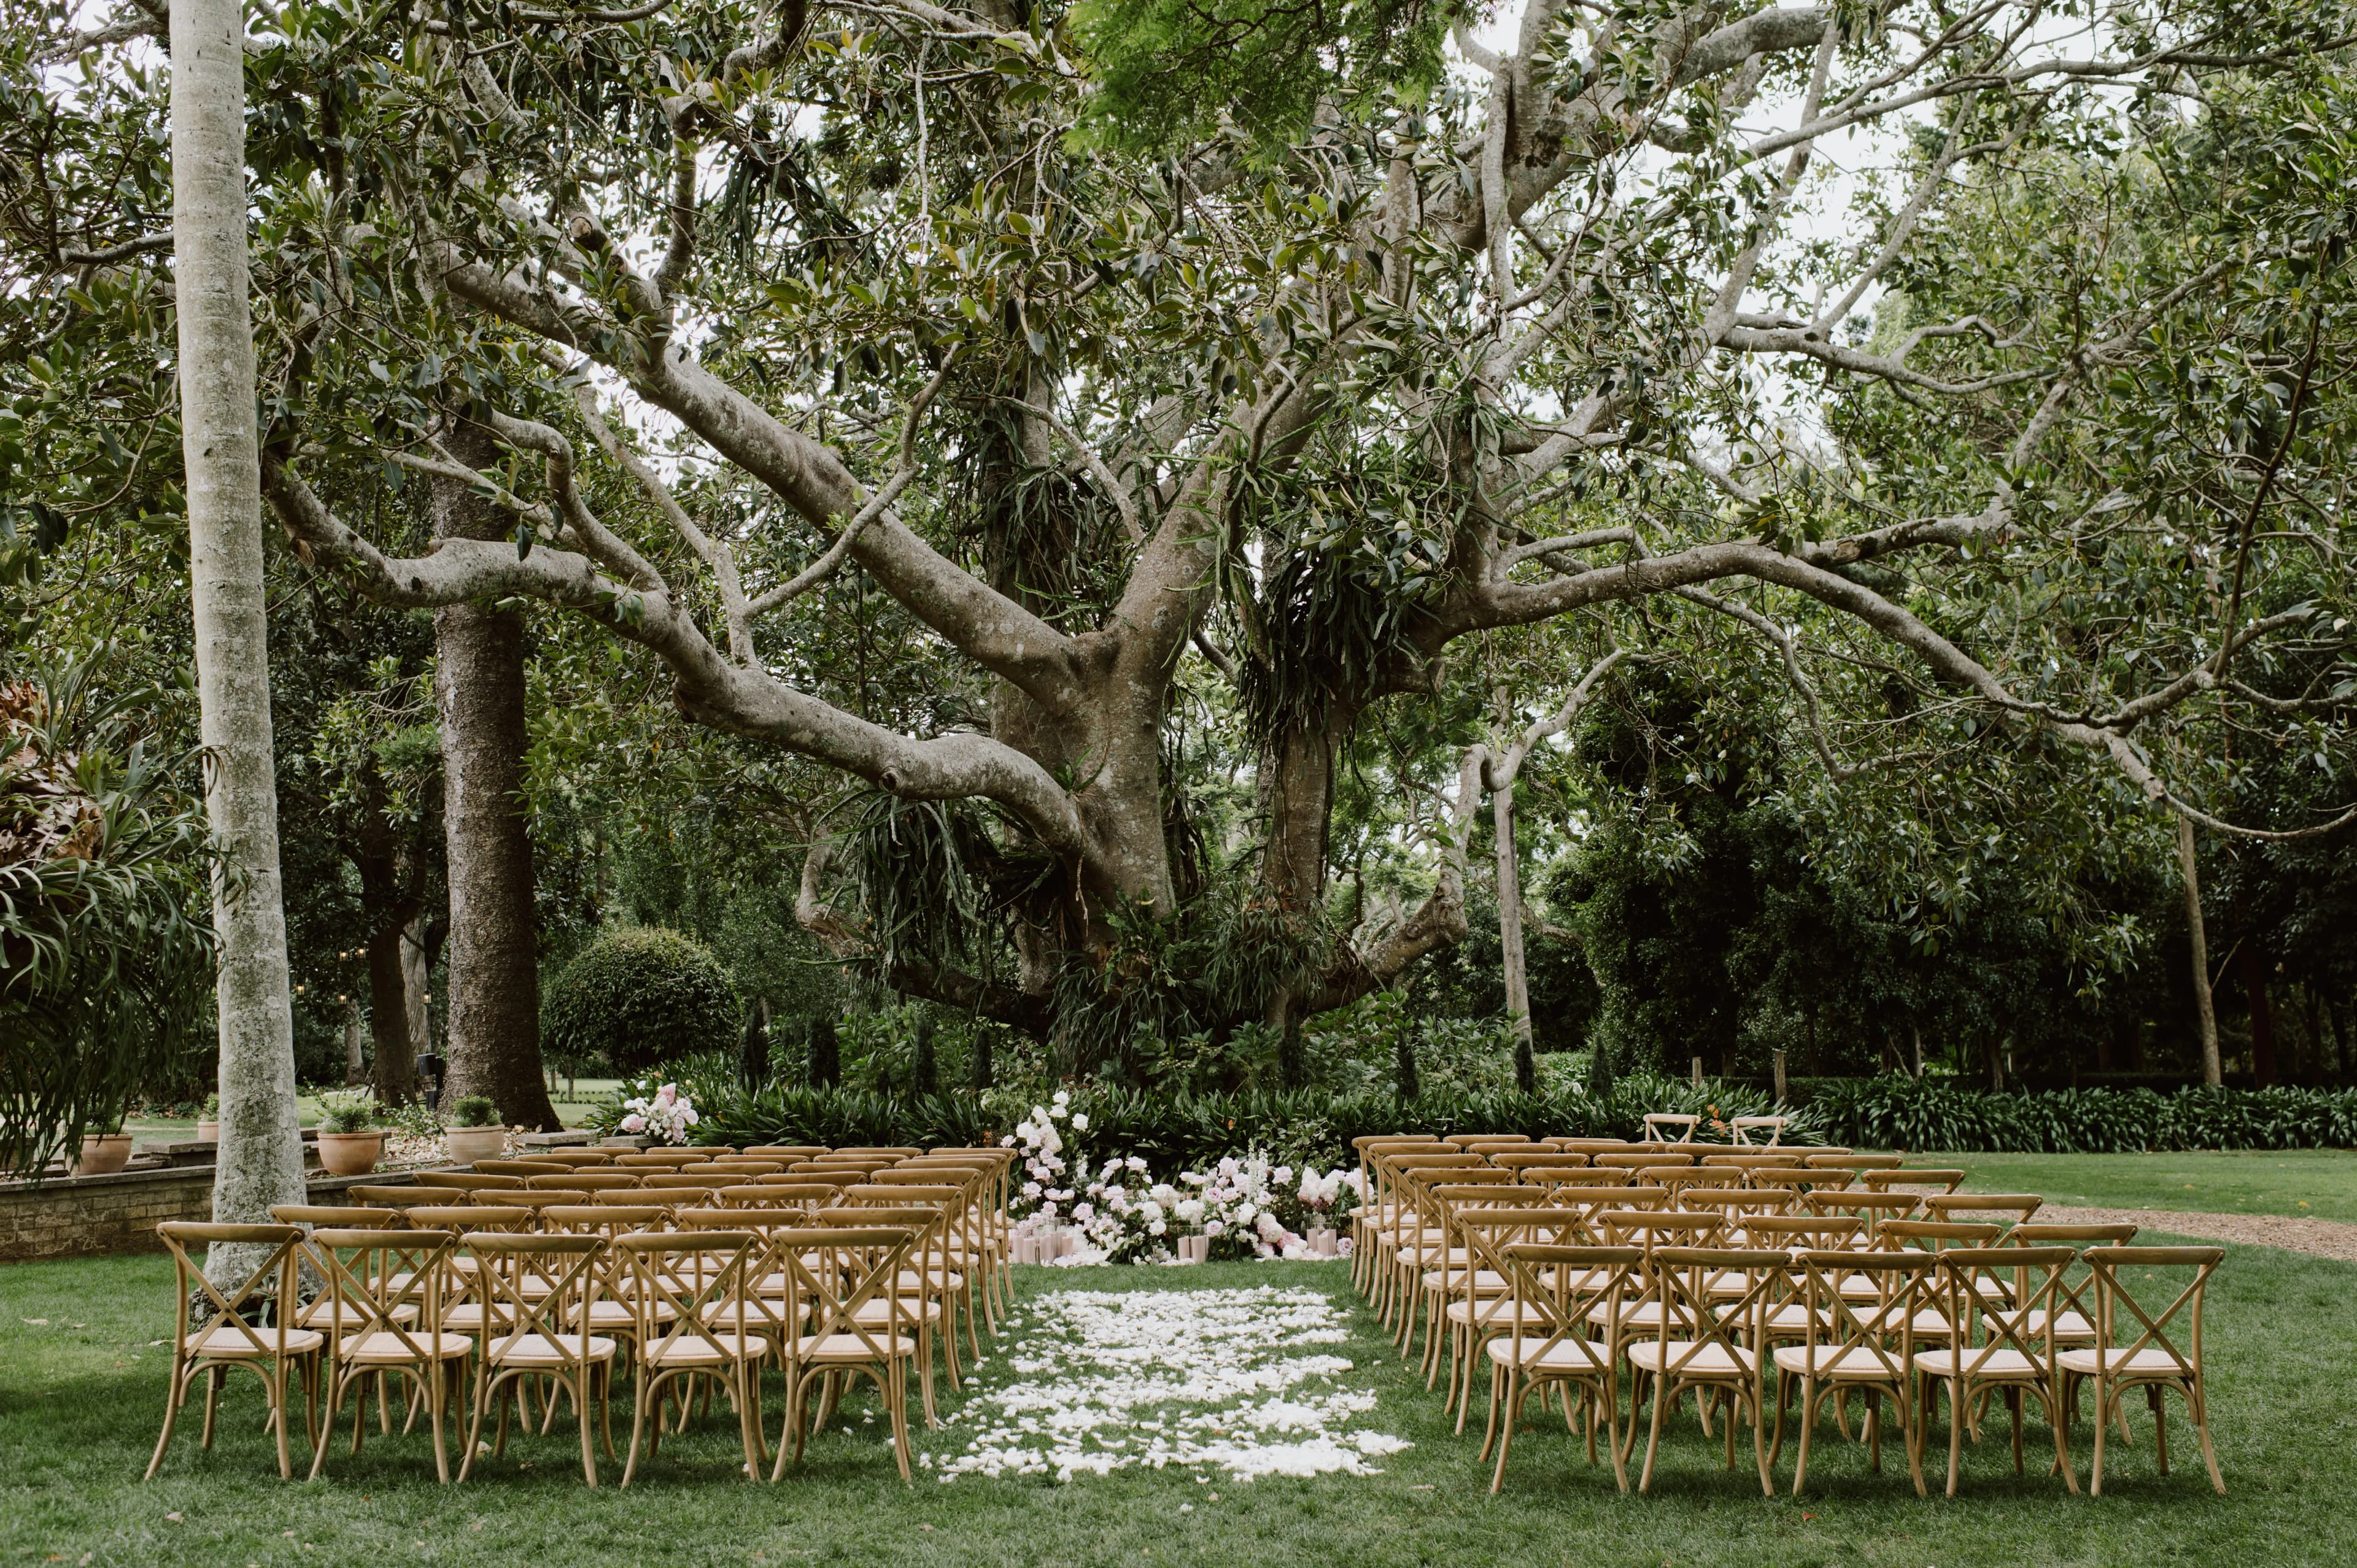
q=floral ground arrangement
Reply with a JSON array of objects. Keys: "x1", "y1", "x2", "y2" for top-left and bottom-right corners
[
  {"x1": 5, "y1": 1245, "x2": 2348, "y2": 1567},
  {"x1": 932, "y1": 1284, "x2": 1406, "y2": 1482}
]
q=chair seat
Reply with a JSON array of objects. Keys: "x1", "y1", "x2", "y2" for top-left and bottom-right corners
[
  {"x1": 1759, "y1": 1304, "x2": 1827, "y2": 1335},
  {"x1": 1771, "y1": 1345, "x2": 1904, "y2": 1380},
  {"x1": 1446, "y1": 1297, "x2": 1535, "y2": 1326},
  {"x1": 486, "y1": 1333, "x2": 617, "y2": 1367},
  {"x1": 1857, "y1": 1307, "x2": 1954, "y2": 1338},
  {"x1": 338, "y1": 1330, "x2": 473, "y2": 1364},
  {"x1": 1485, "y1": 1335, "x2": 1612, "y2": 1372},
  {"x1": 185, "y1": 1327, "x2": 324, "y2": 1359},
  {"x1": 793, "y1": 1332, "x2": 916, "y2": 1361},
  {"x1": 2057, "y1": 1347, "x2": 2195, "y2": 1378},
  {"x1": 897, "y1": 1269, "x2": 963, "y2": 1291},
  {"x1": 1589, "y1": 1300, "x2": 1686, "y2": 1331},
  {"x1": 300, "y1": 1300, "x2": 419, "y2": 1329},
  {"x1": 1914, "y1": 1348, "x2": 2040, "y2": 1379},
  {"x1": 1423, "y1": 1269, "x2": 1507, "y2": 1294},
  {"x1": 645, "y1": 1333, "x2": 772, "y2": 1367},
  {"x1": 1627, "y1": 1340, "x2": 1755, "y2": 1376},
  {"x1": 443, "y1": 1305, "x2": 514, "y2": 1332},
  {"x1": 854, "y1": 1298, "x2": 943, "y2": 1326}
]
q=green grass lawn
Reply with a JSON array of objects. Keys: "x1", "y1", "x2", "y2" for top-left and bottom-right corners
[
  {"x1": 1933, "y1": 1149, "x2": 2357, "y2": 1222},
  {"x1": 3, "y1": 1243, "x2": 2348, "y2": 1567}
]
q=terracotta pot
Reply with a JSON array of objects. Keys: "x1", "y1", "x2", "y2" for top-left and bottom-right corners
[
  {"x1": 444, "y1": 1126, "x2": 507, "y2": 1165},
  {"x1": 196, "y1": 1120, "x2": 220, "y2": 1142},
  {"x1": 315, "y1": 1131, "x2": 383, "y2": 1177},
  {"x1": 73, "y1": 1133, "x2": 135, "y2": 1176}
]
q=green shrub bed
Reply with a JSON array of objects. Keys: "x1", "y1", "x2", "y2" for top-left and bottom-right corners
[{"x1": 1811, "y1": 1074, "x2": 2357, "y2": 1153}]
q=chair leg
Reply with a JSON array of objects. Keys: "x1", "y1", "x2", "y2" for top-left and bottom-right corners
[
  {"x1": 429, "y1": 1359, "x2": 451, "y2": 1485},
  {"x1": 1791, "y1": 1381, "x2": 1818, "y2": 1496},
  {"x1": 1488, "y1": 1366, "x2": 1519, "y2": 1495},
  {"x1": 578, "y1": 1367, "x2": 599, "y2": 1488},
  {"x1": 2089, "y1": 1379, "x2": 2110, "y2": 1497},
  {"x1": 199, "y1": 1365, "x2": 223, "y2": 1451},
  {"x1": 271, "y1": 1360, "x2": 293, "y2": 1480},
  {"x1": 1946, "y1": 1378, "x2": 1965, "y2": 1497},
  {"x1": 623, "y1": 1368, "x2": 653, "y2": 1486},
  {"x1": 2193, "y1": 1382, "x2": 2225, "y2": 1496},
  {"x1": 146, "y1": 1361, "x2": 189, "y2": 1481}
]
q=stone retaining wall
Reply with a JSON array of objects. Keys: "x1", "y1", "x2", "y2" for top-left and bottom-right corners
[{"x1": 0, "y1": 1167, "x2": 432, "y2": 1264}]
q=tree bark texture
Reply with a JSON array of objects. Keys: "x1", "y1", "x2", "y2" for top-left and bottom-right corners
[
  {"x1": 431, "y1": 423, "x2": 559, "y2": 1129},
  {"x1": 171, "y1": 0, "x2": 308, "y2": 1260},
  {"x1": 401, "y1": 913, "x2": 435, "y2": 1067},
  {"x1": 2178, "y1": 815, "x2": 2223, "y2": 1086},
  {"x1": 365, "y1": 918, "x2": 415, "y2": 1104}
]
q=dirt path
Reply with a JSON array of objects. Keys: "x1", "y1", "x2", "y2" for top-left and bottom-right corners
[{"x1": 2034, "y1": 1203, "x2": 2357, "y2": 1264}]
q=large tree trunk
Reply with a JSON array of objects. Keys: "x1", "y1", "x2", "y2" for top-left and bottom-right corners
[
  {"x1": 2177, "y1": 816, "x2": 2223, "y2": 1085},
  {"x1": 2240, "y1": 941, "x2": 2277, "y2": 1088},
  {"x1": 431, "y1": 423, "x2": 559, "y2": 1129},
  {"x1": 355, "y1": 787, "x2": 424, "y2": 1104},
  {"x1": 172, "y1": 0, "x2": 307, "y2": 1265},
  {"x1": 401, "y1": 913, "x2": 435, "y2": 1068}
]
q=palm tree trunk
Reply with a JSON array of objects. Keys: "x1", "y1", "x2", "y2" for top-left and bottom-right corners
[{"x1": 171, "y1": 0, "x2": 306, "y2": 1264}]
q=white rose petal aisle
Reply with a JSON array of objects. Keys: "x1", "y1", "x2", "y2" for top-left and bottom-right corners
[{"x1": 931, "y1": 1284, "x2": 1409, "y2": 1484}]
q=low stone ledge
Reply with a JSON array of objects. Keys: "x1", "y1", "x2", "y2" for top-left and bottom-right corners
[{"x1": 0, "y1": 1165, "x2": 452, "y2": 1264}]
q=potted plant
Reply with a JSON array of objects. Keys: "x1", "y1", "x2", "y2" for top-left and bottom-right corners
[
  {"x1": 442, "y1": 1095, "x2": 506, "y2": 1165},
  {"x1": 72, "y1": 1113, "x2": 135, "y2": 1176},
  {"x1": 314, "y1": 1092, "x2": 384, "y2": 1176},
  {"x1": 196, "y1": 1093, "x2": 220, "y2": 1143}
]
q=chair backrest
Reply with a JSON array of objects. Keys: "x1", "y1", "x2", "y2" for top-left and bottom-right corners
[
  {"x1": 1595, "y1": 1208, "x2": 1726, "y2": 1249},
  {"x1": 2083, "y1": 1246, "x2": 2224, "y2": 1379},
  {"x1": 1741, "y1": 1214, "x2": 1865, "y2": 1252},
  {"x1": 1935, "y1": 1245, "x2": 2077, "y2": 1377},
  {"x1": 463, "y1": 1232, "x2": 608, "y2": 1367},
  {"x1": 1372, "y1": 1151, "x2": 1484, "y2": 1222},
  {"x1": 1727, "y1": 1115, "x2": 1786, "y2": 1147},
  {"x1": 402, "y1": 1204, "x2": 533, "y2": 1237},
  {"x1": 643, "y1": 1172, "x2": 735, "y2": 1191},
  {"x1": 1593, "y1": 1151, "x2": 1674, "y2": 1171},
  {"x1": 1353, "y1": 1137, "x2": 1445, "y2": 1202},
  {"x1": 346, "y1": 1184, "x2": 436, "y2": 1208},
  {"x1": 1641, "y1": 1113, "x2": 1700, "y2": 1143},
  {"x1": 745, "y1": 1146, "x2": 830, "y2": 1161},
  {"x1": 1876, "y1": 1218, "x2": 2002, "y2": 1253},
  {"x1": 837, "y1": 1147, "x2": 924, "y2": 1158},
  {"x1": 269, "y1": 1203, "x2": 398, "y2": 1228},
  {"x1": 1546, "y1": 1138, "x2": 1632, "y2": 1153},
  {"x1": 308, "y1": 1227, "x2": 455, "y2": 1362},
  {"x1": 504, "y1": 1190, "x2": 594, "y2": 1222},
  {"x1": 1525, "y1": 1167, "x2": 1630, "y2": 1191},
  {"x1": 1792, "y1": 1248, "x2": 1940, "y2": 1381},
  {"x1": 615, "y1": 1230, "x2": 759, "y2": 1357},
  {"x1": 1747, "y1": 1167, "x2": 1846, "y2": 1194},
  {"x1": 1924, "y1": 1193, "x2": 2044, "y2": 1226},
  {"x1": 1442, "y1": 1132, "x2": 1527, "y2": 1148},
  {"x1": 1802, "y1": 1190, "x2": 1923, "y2": 1231},
  {"x1": 1700, "y1": 1151, "x2": 1801, "y2": 1168},
  {"x1": 614, "y1": 1150, "x2": 708, "y2": 1167},
  {"x1": 1646, "y1": 1246, "x2": 1784, "y2": 1372},
  {"x1": 2010, "y1": 1221, "x2": 2138, "y2": 1246},
  {"x1": 474, "y1": 1159, "x2": 573, "y2": 1176},
  {"x1": 1861, "y1": 1167, "x2": 1968, "y2": 1194},
  {"x1": 1806, "y1": 1153, "x2": 1899, "y2": 1170},
  {"x1": 772, "y1": 1226, "x2": 918, "y2": 1359},
  {"x1": 412, "y1": 1171, "x2": 524, "y2": 1192},
  {"x1": 1497, "y1": 1243, "x2": 1646, "y2": 1370},
  {"x1": 592, "y1": 1188, "x2": 671, "y2": 1210},
  {"x1": 540, "y1": 1204, "x2": 666, "y2": 1237},
  {"x1": 1676, "y1": 1188, "x2": 1795, "y2": 1224},
  {"x1": 154, "y1": 1222, "x2": 308, "y2": 1356},
  {"x1": 535, "y1": 1148, "x2": 617, "y2": 1165},
  {"x1": 528, "y1": 1171, "x2": 641, "y2": 1191},
  {"x1": 721, "y1": 1179, "x2": 843, "y2": 1216},
  {"x1": 1491, "y1": 1151, "x2": 1593, "y2": 1176},
  {"x1": 706, "y1": 1160, "x2": 786, "y2": 1176}
]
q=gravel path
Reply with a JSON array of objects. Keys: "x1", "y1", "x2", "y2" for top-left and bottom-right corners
[{"x1": 2034, "y1": 1203, "x2": 2357, "y2": 1264}]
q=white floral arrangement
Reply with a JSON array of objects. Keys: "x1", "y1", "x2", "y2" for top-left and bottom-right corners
[
  {"x1": 1182, "y1": 1151, "x2": 1361, "y2": 1260},
  {"x1": 1000, "y1": 1096, "x2": 1360, "y2": 1265},
  {"x1": 615, "y1": 1079, "x2": 699, "y2": 1145}
]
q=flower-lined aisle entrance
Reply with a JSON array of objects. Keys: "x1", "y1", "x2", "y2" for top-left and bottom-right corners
[{"x1": 930, "y1": 1284, "x2": 1409, "y2": 1483}]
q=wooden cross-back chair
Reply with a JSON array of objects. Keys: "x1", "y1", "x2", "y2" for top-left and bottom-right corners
[
  {"x1": 412, "y1": 1171, "x2": 524, "y2": 1193},
  {"x1": 530, "y1": 1171, "x2": 641, "y2": 1192},
  {"x1": 819, "y1": 1200, "x2": 961, "y2": 1423},
  {"x1": 611, "y1": 1230, "x2": 769, "y2": 1486},
  {"x1": 1438, "y1": 1203, "x2": 1578, "y2": 1427},
  {"x1": 457, "y1": 1232, "x2": 618, "y2": 1486},
  {"x1": 768, "y1": 1225, "x2": 921, "y2": 1481},
  {"x1": 1415, "y1": 1188, "x2": 1553, "y2": 1397},
  {"x1": 1347, "y1": 1138, "x2": 1445, "y2": 1294},
  {"x1": 895, "y1": 1155, "x2": 1010, "y2": 1326},
  {"x1": 1366, "y1": 1152, "x2": 1484, "y2": 1323},
  {"x1": 1728, "y1": 1115, "x2": 1787, "y2": 1146},
  {"x1": 146, "y1": 1223, "x2": 322, "y2": 1480},
  {"x1": 1918, "y1": 1246, "x2": 2080, "y2": 1496},
  {"x1": 1482, "y1": 1243, "x2": 1646, "y2": 1494},
  {"x1": 302, "y1": 1227, "x2": 469, "y2": 1481},
  {"x1": 1641, "y1": 1113, "x2": 1701, "y2": 1143},
  {"x1": 1625, "y1": 1246, "x2": 1784, "y2": 1494},
  {"x1": 1770, "y1": 1249, "x2": 1940, "y2": 1496},
  {"x1": 1396, "y1": 1167, "x2": 1517, "y2": 1359},
  {"x1": 855, "y1": 1175, "x2": 986, "y2": 1362},
  {"x1": 1925, "y1": 1193, "x2": 2045, "y2": 1227},
  {"x1": 474, "y1": 1159, "x2": 574, "y2": 1178},
  {"x1": 2057, "y1": 1246, "x2": 2227, "y2": 1496}
]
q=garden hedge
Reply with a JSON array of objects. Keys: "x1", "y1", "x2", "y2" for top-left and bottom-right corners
[
  {"x1": 630, "y1": 1070, "x2": 2357, "y2": 1164},
  {"x1": 541, "y1": 927, "x2": 741, "y2": 1076}
]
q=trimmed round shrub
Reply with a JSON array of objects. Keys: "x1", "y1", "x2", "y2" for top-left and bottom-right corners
[{"x1": 541, "y1": 927, "x2": 741, "y2": 1076}]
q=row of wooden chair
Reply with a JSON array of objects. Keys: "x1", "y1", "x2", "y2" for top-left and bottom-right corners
[
  {"x1": 147, "y1": 1145, "x2": 1020, "y2": 1486},
  {"x1": 1346, "y1": 1133, "x2": 2226, "y2": 1499}
]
